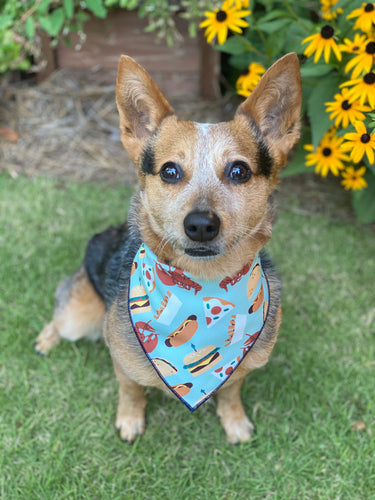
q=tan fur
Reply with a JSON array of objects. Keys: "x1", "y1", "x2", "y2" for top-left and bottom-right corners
[
  {"x1": 35, "y1": 267, "x2": 105, "y2": 354},
  {"x1": 37, "y1": 54, "x2": 302, "y2": 444}
]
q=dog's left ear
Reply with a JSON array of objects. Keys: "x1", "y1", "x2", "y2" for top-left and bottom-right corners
[
  {"x1": 116, "y1": 55, "x2": 174, "y2": 163},
  {"x1": 236, "y1": 53, "x2": 302, "y2": 169}
]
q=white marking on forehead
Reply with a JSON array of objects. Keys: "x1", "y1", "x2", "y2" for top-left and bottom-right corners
[
  {"x1": 193, "y1": 123, "x2": 217, "y2": 181},
  {"x1": 196, "y1": 123, "x2": 213, "y2": 135}
]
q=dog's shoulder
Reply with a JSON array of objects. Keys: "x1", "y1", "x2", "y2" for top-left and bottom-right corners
[{"x1": 84, "y1": 222, "x2": 141, "y2": 308}]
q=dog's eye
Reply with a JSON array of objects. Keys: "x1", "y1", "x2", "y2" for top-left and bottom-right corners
[
  {"x1": 160, "y1": 162, "x2": 183, "y2": 184},
  {"x1": 225, "y1": 161, "x2": 251, "y2": 184}
]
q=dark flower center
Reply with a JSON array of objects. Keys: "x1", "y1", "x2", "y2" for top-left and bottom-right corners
[
  {"x1": 361, "y1": 133, "x2": 371, "y2": 143},
  {"x1": 341, "y1": 100, "x2": 351, "y2": 110},
  {"x1": 366, "y1": 42, "x2": 375, "y2": 54},
  {"x1": 322, "y1": 147, "x2": 332, "y2": 157},
  {"x1": 241, "y1": 68, "x2": 250, "y2": 76},
  {"x1": 216, "y1": 10, "x2": 228, "y2": 22},
  {"x1": 364, "y1": 72, "x2": 375, "y2": 84},
  {"x1": 321, "y1": 25, "x2": 334, "y2": 39},
  {"x1": 365, "y1": 3, "x2": 374, "y2": 12}
]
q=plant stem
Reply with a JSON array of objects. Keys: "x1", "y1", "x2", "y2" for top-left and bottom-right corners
[
  {"x1": 235, "y1": 34, "x2": 271, "y2": 64},
  {"x1": 19, "y1": 0, "x2": 45, "y2": 26},
  {"x1": 282, "y1": 0, "x2": 310, "y2": 32}
]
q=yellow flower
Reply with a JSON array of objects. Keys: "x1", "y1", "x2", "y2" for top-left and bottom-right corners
[
  {"x1": 304, "y1": 131, "x2": 350, "y2": 177},
  {"x1": 345, "y1": 40, "x2": 375, "y2": 79},
  {"x1": 347, "y1": 3, "x2": 375, "y2": 33},
  {"x1": 200, "y1": 0, "x2": 251, "y2": 45},
  {"x1": 302, "y1": 25, "x2": 342, "y2": 63},
  {"x1": 341, "y1": 120, "x2": 375, "y2": 164},
  {"x1": 320, "y1": 0, "x2": 343, "y2": 20},
  {"x1": 339, "y1": 33, "x2": 367, "y2": 54},
  {"x1": 325, "y1": 88, "x2": 371, "y2": 128},
  {"x1": 236, "y1": 62, "x2": 266, "y2": 97},
  {"x1": 341, "y1": 71, "x2": 375, "y2": 108},
  {"x1": 341, "y1": 166, "x2": 368, "y2": 190}
]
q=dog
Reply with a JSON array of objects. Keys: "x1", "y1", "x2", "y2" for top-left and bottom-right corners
[{"x1": 35, "y1": 53, "x2": 302, "y2": 444}]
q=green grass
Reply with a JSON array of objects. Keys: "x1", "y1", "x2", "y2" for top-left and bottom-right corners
[{"x1": 1, "y1": 172, "x2": 374, "y2": 499}]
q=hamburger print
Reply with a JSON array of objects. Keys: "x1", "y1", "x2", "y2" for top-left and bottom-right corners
[
  {"x1": 129, "y1": 284, "x2": 151, "y2": 314},
  {"x1": 183, "y1": 344, "x2": 223, "y2": 377}
]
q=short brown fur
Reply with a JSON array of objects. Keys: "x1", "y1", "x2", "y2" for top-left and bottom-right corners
[{"x1": 36, "y1": 53, "x2": 302, "y2": 444}]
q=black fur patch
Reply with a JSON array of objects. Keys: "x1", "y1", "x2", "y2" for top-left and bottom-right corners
[
  {"x1": 84, "y1": 224, "x2": 141, "y2": 309},
  {"x1": 141, "y1": 141, "x2": 156, "y2": 176},
  {"x1": 250, "y1": 120, "x2": 273, "y2": 178}
]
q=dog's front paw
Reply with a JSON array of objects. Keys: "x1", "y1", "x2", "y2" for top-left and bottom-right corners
[
  {"x1": 116, "y1": 414, "x2": 145, "y2": 443},
  {"x1": 220, "y1": 415, "x2": 255, "y2": 444}
]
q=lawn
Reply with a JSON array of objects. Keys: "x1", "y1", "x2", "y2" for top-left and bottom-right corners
[{"x1": 1, "y1": 172, "x2": 374, "y2": 499}]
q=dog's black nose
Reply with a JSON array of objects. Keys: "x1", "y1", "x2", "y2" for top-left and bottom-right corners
[{"x1": 184, "y1": 211, "x2": 220, "y2": 242}]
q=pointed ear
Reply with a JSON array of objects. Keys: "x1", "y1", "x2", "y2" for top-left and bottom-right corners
[
  {"x1": 116, "y1": 55, "x2": 174, "y2": 163},
  {"x1": 236, "y1": 53, "x2": 302, "y2": 168}
]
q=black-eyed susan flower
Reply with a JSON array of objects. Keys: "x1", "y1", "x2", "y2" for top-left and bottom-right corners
[
  {"x1": 341, "y1": 71, "x2": 375, "y2": 108},
  {"x1": 345, "y1": 40, "x2": 375, "y2": 79},
  {"x1": 236, "y1": 62, "x2": 266, "y2": 97},
  {"x1": 304, "y1": 131, "x2": 350, "y2": 177},
  {"x1": 339, "y1": 33, "x2": 367, "y2": 54},
  {"x1": 347, "y1": 3, "x2": 375, "y2": 34},
  {"x1": 341, "y1": 120, "x2": 375, "y2": 164},
  {"x1": 320, "y1": 0, "x2": 343, "y2": 21},
  {"x1": 325, "y1": 88, "x2": 371, "y2": 128},
  {"x1": 341, "y1": 166, "x2": 368, "y2": 190},
  {"x1": 302, "y1": 25, "x2": 342, "y2": 63},
  {"x1": 200, "y1": 0, "x2": 251, "y2": 45}
]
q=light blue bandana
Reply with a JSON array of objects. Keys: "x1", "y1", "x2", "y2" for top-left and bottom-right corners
[{"x1": 128, "y1": 243, "x2": 270, "y2": 411}]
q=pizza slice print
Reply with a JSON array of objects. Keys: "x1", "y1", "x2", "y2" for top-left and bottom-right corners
[{"x1": 203, "y1": 297, "x2": 235, "y2": 328}]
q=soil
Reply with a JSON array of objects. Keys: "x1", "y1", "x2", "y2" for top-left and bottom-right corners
[{"x1": 0, "y1": 68, "x2": 356, "y2": 223}]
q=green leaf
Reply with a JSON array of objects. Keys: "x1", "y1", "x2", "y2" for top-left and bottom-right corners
[
  {"x1": 352, "y1": 172, "x2": 375, "y2": 224},
  {"x1": 281, "y1": 127, "x2": 312, "y2": 177},
  {"x1": 63, "y1": 0, "x2": 74, "y2": 19},
  {"x1": 307, "y1": 72, "x2": 340, "y2": 147},
  {"x1": 256, "y1": 10, "x2": 290, "y2": 23},
  {"x1": 0, "y1": 15, "x2": 13, "y2": 30},
  {"x1": 283, "y1": 21, "x2": 313, "y2": 54},
  {"x1": 256, "y1": 18, "x2": 291, "y2": 35},
  {"x1": 188, "y1": 22, "x2": 197, "y2": 38},
  {"x1": 215, "y1": 36, "x2": 249, "y2": 55},
  {"x1": 36, "y1": 0, "x2": 52, "y2": 15},
  {"x1": 301, "y1": 61, "x2": 335, "y2": 78},
  {"x1": 39, "y1": 8, "x2": 65, "y2": 37},
  {"x1": 119, "y1": 0, "x2": 138, "y2": 7},
  {"x1": 85, "y1": 0, "x2": 107, "y2": 18},
  {"x1": 25, "y1": 17, "x2": 35, "y2": 40}
]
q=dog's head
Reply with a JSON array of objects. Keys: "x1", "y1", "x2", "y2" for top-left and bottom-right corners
[{"x1": 116, "y1": 54, "x2": 302, "y2": 279}]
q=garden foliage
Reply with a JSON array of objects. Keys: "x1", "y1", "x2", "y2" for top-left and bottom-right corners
[{"x1": 200, "y1": 0, "x2": 375, "y2": 223}]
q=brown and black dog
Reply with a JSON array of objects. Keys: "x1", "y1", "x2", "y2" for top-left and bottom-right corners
[{"x1": 35, "y1": 53, "x2": 302, "y2": 444}]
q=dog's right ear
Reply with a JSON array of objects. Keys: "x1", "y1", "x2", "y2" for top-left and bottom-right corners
[{"x1": 116, "y1": 55, "x2": 174, "y2": 163}]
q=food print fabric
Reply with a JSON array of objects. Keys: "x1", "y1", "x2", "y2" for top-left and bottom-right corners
[{"x1": 128, "y1": 243, "x2": 270, "y2": 411}]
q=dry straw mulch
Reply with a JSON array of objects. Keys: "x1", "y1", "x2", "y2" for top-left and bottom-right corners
[{"x1": 0, "y1": 69, "x2": 234, "y2": 185}]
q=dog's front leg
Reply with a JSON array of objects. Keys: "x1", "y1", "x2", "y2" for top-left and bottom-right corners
[
  {"x1": 216, "y1": 377, "x2": 255, "y2": 444},
  {"x1": 112, "y1": 359, "x2": 147, "y2": 443}
]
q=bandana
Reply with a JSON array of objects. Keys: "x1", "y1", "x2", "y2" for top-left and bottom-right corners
[{"x1": 128, "y1": 243, "x2": 270, "y2": 411}]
